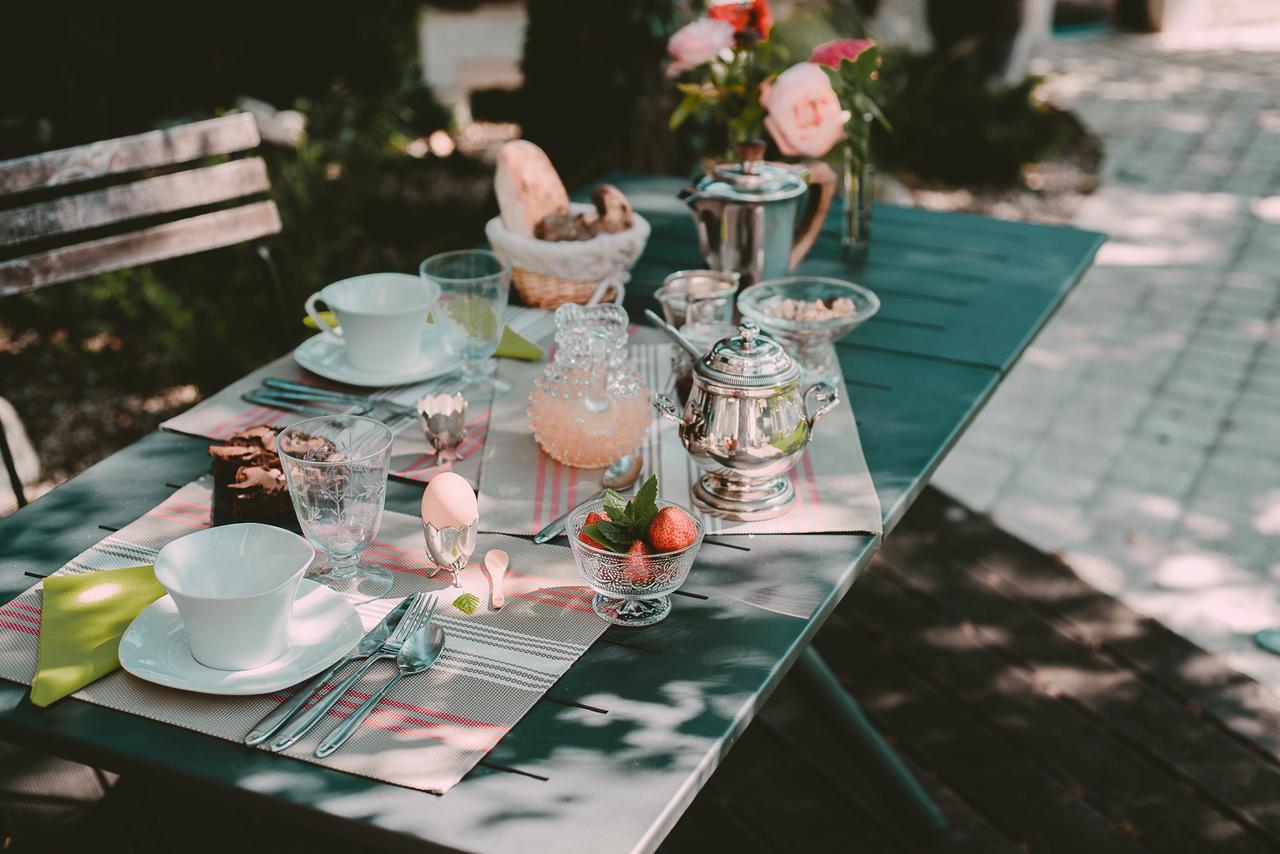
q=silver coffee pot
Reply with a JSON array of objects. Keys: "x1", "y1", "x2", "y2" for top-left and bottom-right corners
[
  {"x1": 653, "y1": 320, "x2": 839, "y2": 521},
  {"x1": 681, "y1": 141, "x2": 837, "y2": 288}
]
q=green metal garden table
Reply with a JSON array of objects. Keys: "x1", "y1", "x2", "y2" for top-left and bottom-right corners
[{"x1": 0, "y1": 174, "x2": 1104, "y2": 853}]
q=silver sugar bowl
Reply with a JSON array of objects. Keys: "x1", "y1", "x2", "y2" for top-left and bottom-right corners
[{"x1": 653, "y1": 320, "x2": 838, "y2": 521}]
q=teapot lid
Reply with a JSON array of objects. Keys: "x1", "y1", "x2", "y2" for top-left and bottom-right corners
[
  {"x1": 697, "y1": 140, "x2": 807, "y2": 204},
  {"x1": 697, "y1": 320, "x2": 799, "y2": 388}
]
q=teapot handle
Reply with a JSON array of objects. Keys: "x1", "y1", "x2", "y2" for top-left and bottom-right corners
[
  {"x1": 789, "y1": 160, "x2": 839, "y2": 271},
  {"x1": 803, "y1": 382, "x2": 839, "y2": 430}
]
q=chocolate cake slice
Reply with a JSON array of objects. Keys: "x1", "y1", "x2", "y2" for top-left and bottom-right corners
[{"x1": 209, "y1": 426, "x2": 298, "y2": 530}]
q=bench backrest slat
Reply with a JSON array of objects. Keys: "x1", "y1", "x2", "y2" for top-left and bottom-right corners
[
  {"x1": 0, "y1": 201, "x2": 282, "y2": 297},
  {"x1": 0, "y1": 114, "x2": 261, "y2": 195},
  {"x1": 0, "y1": 157, "x2": 272, "y2": 248}
]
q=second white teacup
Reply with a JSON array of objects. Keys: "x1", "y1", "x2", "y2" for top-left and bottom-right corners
[
  {"x1": 153, "y1": 523, "x2": 315, "y2": 671},
  {"x1": 304, "y1": 273, "x2": 439, "y2": 372}
]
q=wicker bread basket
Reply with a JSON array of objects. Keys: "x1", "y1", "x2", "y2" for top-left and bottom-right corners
[{"x1": 485, "y1": 204, "x2": 651, "y2": 309}]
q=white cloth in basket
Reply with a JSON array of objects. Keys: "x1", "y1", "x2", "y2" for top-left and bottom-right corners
[{"x1": 485, "y1": 204, "x2": 650, "y2": 304}]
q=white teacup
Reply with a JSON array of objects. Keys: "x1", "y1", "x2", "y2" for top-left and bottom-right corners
[
  {"x1": 153, "y1": 524, "x2": 315, "y2": 671},
  {"x1": 304, "y1": 273, "x2": 440, "y2": 372}
]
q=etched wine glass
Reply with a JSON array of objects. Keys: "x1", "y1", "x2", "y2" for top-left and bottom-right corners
[
  {"x1": 277, "y1": 415, "x2": 395, "y2": 597},
  {"x1": 421, "y1": 249, "x2": 513, "y2": 395}
]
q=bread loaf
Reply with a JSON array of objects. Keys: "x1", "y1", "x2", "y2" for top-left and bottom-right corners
[{"x1": 494, "y1": 140, "x2": 571, "y2": 238}]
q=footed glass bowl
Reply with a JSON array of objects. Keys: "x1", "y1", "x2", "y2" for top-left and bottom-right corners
[
  {"x1": 737, "y1": 276, "x2": 880, "y2": 383},
  {"x1": 566, "y1": 499, "x2": 704, "y2": 627}
]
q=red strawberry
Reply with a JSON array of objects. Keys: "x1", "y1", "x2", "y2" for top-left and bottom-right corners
[
  {"x1": 623, "y1": 539, "x2": 654, "y2": 584},
  {"x1": 578, "y1": 511, "x2": 611, "y2": 550},
  {"x1": 646, "y1": 506, "x2": 698, "y2": 553}
]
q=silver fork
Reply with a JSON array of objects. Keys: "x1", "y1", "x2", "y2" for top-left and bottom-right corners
[
  {"x1": 315, "y1": 621, "x2": 447, "y2": 758},
  {"x1": 269, "y1": 594, "x2": 437, "y2": 752}
]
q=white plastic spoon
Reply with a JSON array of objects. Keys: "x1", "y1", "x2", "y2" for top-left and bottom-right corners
[{"x1": 484, "y1": 549, "x2": 509, "y2": 610}]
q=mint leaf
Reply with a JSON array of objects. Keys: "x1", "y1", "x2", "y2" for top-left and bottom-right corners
[
  {"x1": 582, "y1": 523, "x2": 630, "y2": 553},
  {"x1": 602, "y1": 489, "x2": 629, "y2": 522},
  {"x1": 453, "y1": 592, "x2": 480, "y2": 615},
  {"x1": 596, "y1": 520, "x2": 639, "y2": 552},
  {"x1": 630, "y1": 474, "x2": 659, "y2": 530}
]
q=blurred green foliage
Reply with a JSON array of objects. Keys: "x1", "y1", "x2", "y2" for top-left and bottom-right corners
[
  {"x1": 871, "y1": 50, "x2": 1090, "y2": 186},
  {"x1": 0, "y1": 0, "x2": 1091, "y2": 408},
  {"x1": 775, "y1": 2, "x2": 1090, "y2": 187},
  {"x1": 505, "y1": 0, "x2": 690, "y2": 185},
  {"x1": 0, "y1": 0, "x2": 490, "y2": 396}
]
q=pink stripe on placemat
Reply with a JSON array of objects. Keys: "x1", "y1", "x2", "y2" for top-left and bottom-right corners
[
  {"x1": 567, "y1": 462, "x2": 578, "y2": 518},
  {"x1": 339, "y1": 691, "x2": 508, "y2": 732},
  {"x1": 8, "y1": 602, "x2": 40, "y2": 617},
  {"x1": 532, "y1": 449, "x2": 548, "y2": 532},
  {"x1": 800, "y1": 451, "x2": 820, "y2": 507},
  {"x1": 0, "y1": 606, "x2": 38, "y2": 627},
  {"x1": 0, "y1": 619, "x2": 39, "y2": 637},
  {"x1": 550, "y1": 458, "x2": 563, "y2": 527},
  {"x1": 0, "y1": 608, "x2": 39, "y2": 626}
]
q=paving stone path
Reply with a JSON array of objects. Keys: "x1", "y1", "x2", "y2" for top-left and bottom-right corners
[{"x1": 934, "y1": 25, "x2": 1280, "y2": 687}]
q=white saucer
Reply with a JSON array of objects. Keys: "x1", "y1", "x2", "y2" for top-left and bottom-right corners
[
  {"x1": 293, "y1": 326, "x2": 452, "y2": 388},
  {"x1": 119, "y1": 579, "x2": 363, "y2": 696}
]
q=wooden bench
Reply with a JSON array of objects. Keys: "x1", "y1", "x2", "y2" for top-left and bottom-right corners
[{"x1": 0, "y1": 114, "x2": 286, "y2": 507}]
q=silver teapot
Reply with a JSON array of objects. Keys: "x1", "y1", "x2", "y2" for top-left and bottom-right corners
[
  {"x1": 681, "y1": 141, "x2": 837, "y2": 288},
  {"x1": 653, "y1": 320, "x2": 838, "y2": 521}
]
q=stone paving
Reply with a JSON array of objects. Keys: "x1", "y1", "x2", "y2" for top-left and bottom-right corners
[{"x1": 933, "y1": 25, "x2": 1280, "y2": 686}]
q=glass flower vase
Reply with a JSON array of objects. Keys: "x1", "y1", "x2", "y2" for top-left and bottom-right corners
[{"x1": 842, "y1": 144, "x2": 874, "y2": 263}]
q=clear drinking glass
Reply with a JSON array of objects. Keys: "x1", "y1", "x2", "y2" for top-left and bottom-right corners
[
  {"x1": 276, "y1": 415, "x2": 395, "y2": 597},
  {"x1": 420, "y1": 249, "x2": 512, "y2": 395}
]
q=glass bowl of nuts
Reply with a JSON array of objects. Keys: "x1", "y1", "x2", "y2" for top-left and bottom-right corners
[{"x1": 737, "y1": 276, "x2": 880, "y2": 383}]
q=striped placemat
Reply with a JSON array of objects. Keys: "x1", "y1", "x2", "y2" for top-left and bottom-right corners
[
  {"x1": 160, "y1": 306, "x2": 556, "y2": 487},
  {"x1": 477, "y1": 340, "x2": 882, "y2": 536},
  {"x1": 0, "y1": 477, "x2": 607, "y2": 794}
]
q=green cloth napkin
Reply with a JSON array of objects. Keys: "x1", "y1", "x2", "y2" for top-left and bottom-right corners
[
  {"x1": 30, "y1": 565, "x2": 165, "y2": 707},
  {"x1": 302, "y1": 311, "x2": 543, "y2": 361}
]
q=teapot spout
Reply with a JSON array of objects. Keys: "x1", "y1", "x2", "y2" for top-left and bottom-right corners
[{"x1": 653, "y1": 393, "x2": 689, "y2": 426}]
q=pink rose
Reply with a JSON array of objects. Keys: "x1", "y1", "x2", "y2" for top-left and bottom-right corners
[
  {"x1": 666, "y1": 18, "x2": 735, "y2": 78},
  {"x1": 760, "y1": 63, "x2": 851, "y2": 158},
  {"x1": 810, "y1": 38, "x2": 876, "y2": 70}
]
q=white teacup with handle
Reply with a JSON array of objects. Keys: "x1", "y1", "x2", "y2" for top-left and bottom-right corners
[{"x1": 304, "y1": 273, "x2": 440, "y2": 372}]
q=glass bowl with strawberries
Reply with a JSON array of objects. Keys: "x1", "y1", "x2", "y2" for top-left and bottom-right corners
[{"x1": 567, "y1": 475, "x2": 704, "y2": 627}]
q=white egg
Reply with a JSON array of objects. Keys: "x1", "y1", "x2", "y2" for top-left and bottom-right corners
[{"x1": 421, "y1": 471, "x2": 478, "y2": 529}]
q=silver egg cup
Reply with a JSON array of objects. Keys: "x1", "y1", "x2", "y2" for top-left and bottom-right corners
[
  {"x1": 422, "y1": 518, "x2": 477, "y2": 586},
  {"x1": 417, "y1": 392, "x2": 468, "y2": 462}
]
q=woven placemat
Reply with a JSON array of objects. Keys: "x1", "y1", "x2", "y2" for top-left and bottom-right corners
[
  {"x1": 478, "y1": 340, "x2": 882, "y2": 536},
  {"x1": 161, "y1": 307, "x2": 556, "y2": 487},
  {"x1": 0, "y1": 477, "x2": 606, "y2": 794}
]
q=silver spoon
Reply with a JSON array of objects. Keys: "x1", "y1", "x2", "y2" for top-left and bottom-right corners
[
  {"x1": 532, "y1": 454, "x2": 643, "y2": 544},
  {"x1": 644, "y1": 308, "x2": 703, "y2": 360},
  {"x1": 314, "y1": 622, "x2": 447, "y2": 758}
]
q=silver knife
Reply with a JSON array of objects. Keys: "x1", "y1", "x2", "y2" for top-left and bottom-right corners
[
  {"x1": 241, "y1": 391, "x2": 336, "y2": 417},
  {"x1": 261, "y1": 377, "x2": 417, "y2": 417},
  {"x1": 243, "y1": 595, "x2": 416, "y2": 746}
]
